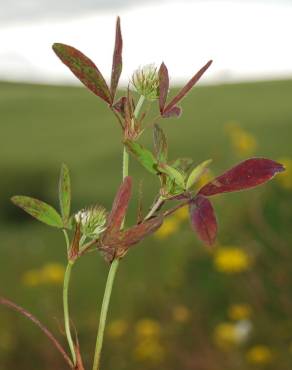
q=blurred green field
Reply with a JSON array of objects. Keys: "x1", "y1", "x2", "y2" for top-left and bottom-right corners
[{"x1": 0, "y1": 79, "x2": 292, "y2": 370}]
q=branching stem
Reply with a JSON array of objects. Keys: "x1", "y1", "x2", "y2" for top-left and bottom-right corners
[{"x1": 0, "y1": 296, "x2": 74, "y2": 369}]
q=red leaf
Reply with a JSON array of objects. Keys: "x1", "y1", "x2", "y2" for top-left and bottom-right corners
[
  {"x1": 113, "y1": 96, "x2": 127, "y2": 117},
  {"x1": 52, "y1": 43, "x2": 112, "y2": 104},
  {"x1": 158, "y1": 62, "x2": 169, "y2": 114},
  {"x1": 162, "y1": 106, "x2": 182, "y2": 118},
  {"x1": 164, "y1": 60, "x2": 212, "y2": 113},
  {"x1": 104, "y1": 216, "x2": 163, "y2": 258},
  {"x1": 110, "y1": 17, "x2": 123, "y2": 101},
  {"x1": 199, "y1": 158, "x2": 285, "y2": 197},
  {"x1": 104, "y1": 176, "x2": 132, "y2": 238},
  {"x1": 189, "y1": 195, "x2": 217, "y2": 246}
]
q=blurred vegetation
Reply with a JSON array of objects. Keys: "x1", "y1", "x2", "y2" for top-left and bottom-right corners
[{"x1": 0, "y1": 79, "x2": 292, "y2": 370}]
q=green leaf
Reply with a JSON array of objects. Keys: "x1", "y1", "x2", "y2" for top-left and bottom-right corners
[
  {"x1": 11, "y1": 196, "x2": 63, "y2": 228},
  {"x1": 158, "y1": 163, "x2": 185, "y2": 189},
  {"x1": 171, "y1": 158, "x2": 194, "y2": 173},
  {"x1": 59, "y1": 163, "x2": 71, "y2": 227},
  {"x1": 124, "y1": 140, "x2": 158, "y2": 175},
  {"x1": 186, "y1": 159, "x2": 212, "y2": 190},
  {"x1": 153, "y1": 124, "x2": 168, "y2": 162}
]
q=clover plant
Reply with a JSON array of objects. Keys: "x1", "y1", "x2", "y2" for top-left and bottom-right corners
[{"x1": 0, "y1": 17, "x2": 284, "y2": 370}]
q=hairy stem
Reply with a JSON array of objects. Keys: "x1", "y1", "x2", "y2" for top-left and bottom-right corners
[
  {"x1": 145, "y1": 196, "x2": 164, "y2": 220},
  {"x1": 92, "y1": 95, "x2": 145, "y2": 370},
  {"x1": 0, "y1": 296, "x2": 73, "y2": 369},
  {"x1": 63, "y1": 261, "x2": 76, "y2": 366}
]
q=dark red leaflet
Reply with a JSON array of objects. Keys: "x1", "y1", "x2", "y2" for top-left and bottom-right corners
[
  {"x1": 189, "y1": 195, "x2": 217, "y2": 246},
  {"x1": 162, "y1": 106, "x2": 182, "y2": 118},
  {"x1": 199, "y1": 158, "x2": 285, "y2": 197},
  {"x1": 158, "y1": 62, "x2": 169, "y2": 114},
  {"x1": 103, "y1": 176, "x2": 132, "y2": 238},
  {"x1": 110, "y1": 17, "x2": 123, "y2": 100},
  {"x1": 163, "y1": 60, "x2": 212, "y2": 114}
]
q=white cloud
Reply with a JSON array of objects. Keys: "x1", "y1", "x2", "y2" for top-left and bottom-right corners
[{"x1": 0, "y1": 1, "x2": 291, "y2": 84}]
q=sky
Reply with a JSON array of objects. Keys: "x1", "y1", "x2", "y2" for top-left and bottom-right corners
[{"x1": 0, "y1": 0, "x2": 292, "y2": 85}]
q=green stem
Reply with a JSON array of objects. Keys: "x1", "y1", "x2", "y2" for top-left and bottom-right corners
[
  {"x1": 92, "y1": 94, "x2": 145, "y2": 370},
  {"x1": 134, "y1": 95, "x2": 145, "y2": 118},
  {"x1": 92, "y1": 259, "x2": 119, "y2": 370},
  {"x1": 145, "y1": 196, "x2": 164, "y2": 220},
  {"x1": 122, "y1": 146, "x2": 129, "y2": 179},
  {"x1": 63, "y1": 261, "x2": 76, "y2": 366},
  {"x1": 63, "y1": 229, "x2": 70, "y2": 251}
]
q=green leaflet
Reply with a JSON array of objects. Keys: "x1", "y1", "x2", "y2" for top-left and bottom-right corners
[
  {"x1": 59, "y1": 163, "x2": 71, "y2": 227},
  {"x1": 124, "y1": 140, "x2": 158, "y2": 175},
  {"x1": 153, "y1": 124, "x2": 168, "y2": 162},
  {"x1": 158, "y1": 163, "x2": 185, "y2": 189},
  {"x1": 186, "y1": 159, "x2": 212, "y2": 190},
  {"x1": 11, "y1": 196, "x2": 63, "y2": 228},
  {"x1": 171, "y1": 158, "x2": 194, "y2": 173}
]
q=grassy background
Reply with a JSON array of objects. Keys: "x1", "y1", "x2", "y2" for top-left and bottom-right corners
[{"x1": 0, "y1": 79, "x2": 292, "y2": 370}]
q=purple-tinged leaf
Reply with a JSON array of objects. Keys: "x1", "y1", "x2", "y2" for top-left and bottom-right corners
[
  {"x1": 11, "y1": 196, "x2": 63, "y2": 228},
  {"x1": 68, "y1": 223, "x2": 81, "y2": 261},
  {"x1": 112, "y1": 96, "x2": 127, "y2": 117},
  {"x1": 164, "y1": 60, "x2": 212, "y2": 113},
  {"x1": 103, "y1": 176, "x2": 132, "y2": 238},
  {"x1": 158, "y1": 62, "x2": 169, "y2": 114},
  {"x1": 162, "y1": 106, "x2": 182, "y2": 118},
  {"x1": 153, "y1": 124, "x2": 168, "y2": 162},
  {"x1": 189, "y1": 195, "x2": 217, "y2": 246},
  {"x1": 58, "y1": 163, "x2": 71, "y2": 228},
  {"x1": 52, "y1": 43, "x2": 112, "y2": 104},
  {"x1": 104, "y1": 216, "x2": 163, "y2": 258},
  {"x1": 199, "y1": 158, "x2": 285, "y2": 197},
  {"x1": 110, "y1": 17, "x2": 123, "y2": 100}
]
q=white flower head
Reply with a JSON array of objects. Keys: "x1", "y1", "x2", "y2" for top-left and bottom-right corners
[
  {"x1": 131, "y1": 64, "x2": 160, "y2": 100},
  {"x1": 75, "y1": 205, "x2": 107, "y2": 239}
]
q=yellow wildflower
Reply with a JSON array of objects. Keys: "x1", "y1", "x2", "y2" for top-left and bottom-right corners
[
  {"x1": 107, "y1": 319, "x2": 128, "y2": 339},
  {"x1": 135, "y1": 319, "x2": 161, "y2": 338},
  {"x1": 155, "y1": 217, "x2": 179, "y2": 239},
  {"x1": 214, "y1": 247, "x2": 251, "y2": 274},
  {"x1": 40, "y1": 263, "x2": 65, "y2": 284},
  {"x1": 228, "y1": 303, "x2": 252, "y2": 321},
  {"x1": 174, "y1": 206, "x2": 189, "y2": 222},
  {"x1": 276, "y1": 157, "x2": 292, "y2": 190},
  {"x1": 133, "y1": 338, "x2": 165, "y2": 363},
  {"x1": 225, "y1": 122, "x2": 257, "y2": 157},
  {"x1": 172, "y1": 305, "x2": 191, "y2": 323},
  {"x1": 213, "y1": 320, "x2": 252, "y2": 350},
  {"x1": 22, "y1": 263, "x2": 65, "y2": 286},
  {"x1": 246, "y1": 345, "x2": 273, "y2": 364},
  {"x1": 213, "y1": 322, "x2": 238, "y2": 350}
]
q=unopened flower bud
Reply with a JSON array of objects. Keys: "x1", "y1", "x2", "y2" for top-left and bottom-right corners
[
  {"x1": 75, "y1": 205, "x2": 107, "y2": 239},
  {"x1": 131, "y1": 64, "x2": 160, "y2": 100}
]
